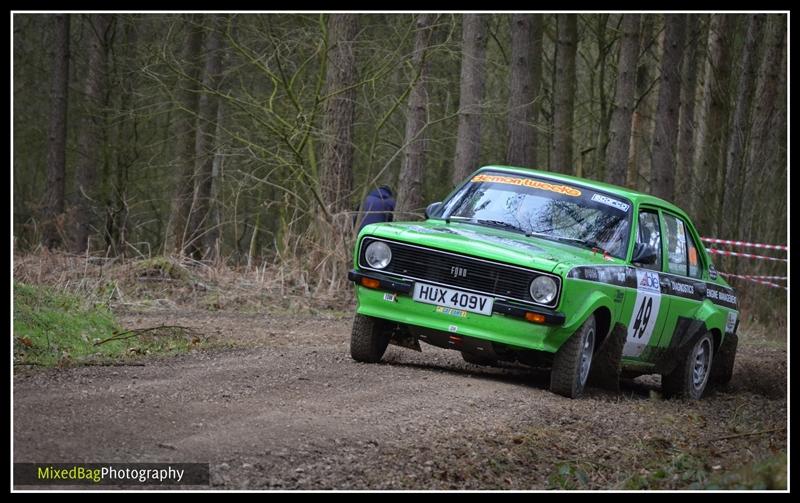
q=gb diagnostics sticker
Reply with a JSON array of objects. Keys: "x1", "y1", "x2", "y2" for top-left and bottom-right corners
[{"x1": 623, "y1": 270, "x2": 662, "y2": 358}]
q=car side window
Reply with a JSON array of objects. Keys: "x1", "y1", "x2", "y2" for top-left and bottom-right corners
[
  {"x1": 663, "y1": 214, "x2": 689, "y2": 276},
  {"x1": 636, "y1": 211, "x2": 662, "y2": 271},
  {"x1": 685, "y1": 222, "x2": 703, "y2": 279}
]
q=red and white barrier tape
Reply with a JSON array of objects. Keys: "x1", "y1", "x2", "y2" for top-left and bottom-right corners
[
  {"x1": 701, "y1": 237, "x2": 788, "y2": 251},
  {"x1": 706, "y1": 248, "x2": 787, "y2": 262},
  {"x1": 728, "y1": 275, "x2": 787, "y2": 281},
  {"x1": 718, "y1": 272, "x2": 787, "y2": 289}
]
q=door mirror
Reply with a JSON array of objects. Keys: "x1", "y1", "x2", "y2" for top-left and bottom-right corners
[
  {"x1": 632, "y1": 242, "x2": 657, "y2": 265},
  {"x1": 424, "y1": 202, "x2": 443, "y2": 219}
]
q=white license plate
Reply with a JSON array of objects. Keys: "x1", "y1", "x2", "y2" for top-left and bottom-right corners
[{"x1": 412, "y1": 282, "x2": 494, "y2": 316}]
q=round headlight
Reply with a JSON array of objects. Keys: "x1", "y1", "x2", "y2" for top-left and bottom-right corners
[
  {"x1": 365, "y1": 241, "x2": 392, "y2": 269},
  {"x1": 530, "y1": 275, "x2": 557, "y2": 304}
]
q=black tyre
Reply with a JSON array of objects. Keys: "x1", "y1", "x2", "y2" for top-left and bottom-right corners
[
  {"x1": 662, "y1": 332, "x2": 714, "y2": 399},
  {"x1": 550, "y1": 314, "x2": 596, "y2": 398},
  {"x1": 710, "y1": 333, "x2": 737, "y2": 387},
  {"x1": 461, "y1": 351, "x2": 496, "y2": 366},
  {"x1": 350, "y1": 314, "x2": 390, "y2": 363}
]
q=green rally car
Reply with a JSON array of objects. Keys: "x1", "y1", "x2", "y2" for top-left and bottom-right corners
[{"x1": 347, "y1": 166, "x2": 739, "y2": 399}]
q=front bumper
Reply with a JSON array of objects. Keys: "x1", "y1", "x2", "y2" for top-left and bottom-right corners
[{"x1": 348, "y1": 269, "x2": 570, "y2": 353}]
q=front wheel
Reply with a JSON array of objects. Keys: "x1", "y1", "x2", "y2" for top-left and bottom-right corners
[
  {"x1": 350, "y1": 314, "x2": 390, "y2": 363},
  {"x1": 550, "y1": 314, "x2": 596, "y2": 398},
  {"x1": 662, "y1": 332, "x2": 714, "y2": 399}
]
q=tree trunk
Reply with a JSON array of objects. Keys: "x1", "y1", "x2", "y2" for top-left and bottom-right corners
[
  {"x1": 166, "y1": 15, "x2": 203, "y2": 255},
  {"x1": 693, "y1": 14, "x2": 736, "y2": 235},
  {"x1": 320, "y1": 13, "x2": 358, "y2": 215},
  {"x1": 452, "y1": 14, "x2": 489, "y2": 184},
  {"x1": 549, "y1": 14, "x2": 577, "y2": 174},
  {"x1": 742, "y1": 16, "x2": 785, "y2": 242},
  {"x1": 395, "y1": 14, "x2": 435, "y2": 217},
  {"x1": 720, "y1": 15, "x2": 766, "y2": 239},
  {"x1": 72, "y1": 14, "x2": 112, "y2": 253},
  {"x1": 627, "y1": 15, "x2": 657, "y2": 191},
  {"x1": 42, "y1": 14, "x2": 70, "y2": 250},
  {"x1": 650, "y1": 14, "x2": 687, "y2": 202},
  {"x1": 605, "y1": 14, "x2": 640, "y2": 187},
  {"x1": 188, "y1": 14, "x2": 224, "y2": 260},
  {"x1": 506, "y1": 14, "x2": 543, "y2": 168},
  {"x1": 674, "y1": 15, "x2": 703, "y2": 211}
]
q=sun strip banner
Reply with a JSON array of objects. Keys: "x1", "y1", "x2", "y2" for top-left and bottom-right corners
[
  {"x1": 706, "y1": 248, "x2": 788, "y2": 262},
  {"x1": 471, "y1": 174, "x2": 582, "y2": 197},
  {"x1": 701, "y1": 237, "x2": 788, "y2": 251}
]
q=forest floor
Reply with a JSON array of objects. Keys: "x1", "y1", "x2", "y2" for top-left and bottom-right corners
[
  {"x1": 12, "y1": 252, "x2": 788, "y2": 490},
  {"x1": 14, "y1": 307, "x2": 787, "y2": 490}
]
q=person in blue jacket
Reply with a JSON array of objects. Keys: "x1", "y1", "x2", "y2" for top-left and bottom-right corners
[{"x1": 356, "y1": 185, "x2": 395, "y2": 232}]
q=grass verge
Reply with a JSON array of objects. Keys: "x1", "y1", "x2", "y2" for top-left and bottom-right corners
[{"x1": 13, "y1": 282, "x2": 209, "y2": 367}]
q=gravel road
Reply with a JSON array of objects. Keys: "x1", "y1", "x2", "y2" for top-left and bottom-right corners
[{"x1": 13, "y1": 310, "x2": 787, "y2": 489}]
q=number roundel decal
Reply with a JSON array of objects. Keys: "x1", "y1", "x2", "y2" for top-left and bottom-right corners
[{"x1": 623, "y1": 270, "x2": 662, "y2": 358}]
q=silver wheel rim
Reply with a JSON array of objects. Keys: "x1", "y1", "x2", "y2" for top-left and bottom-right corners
[
  {"x1": 579, "y1": 328, "x2": 595, "y2": 386},
  {"x1": 692, "y1": 338, "x2": 711, "y2": 391}
]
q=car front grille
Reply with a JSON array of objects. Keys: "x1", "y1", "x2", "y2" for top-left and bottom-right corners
[{"x1": 358, "y1": 237, "x2": 559, "y2": 308}]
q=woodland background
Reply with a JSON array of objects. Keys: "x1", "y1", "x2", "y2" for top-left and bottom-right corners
[{"x1": 12, "y1": 13, "x2": 788, "y2": 323}]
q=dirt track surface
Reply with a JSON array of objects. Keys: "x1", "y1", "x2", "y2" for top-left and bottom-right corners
[{"x1": 14, "y1": 310, "x2": 787, "y2": 489}]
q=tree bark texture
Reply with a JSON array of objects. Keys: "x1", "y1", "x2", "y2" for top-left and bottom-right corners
[
  {"x1": 605, "y1": 14, "x2": 640, "y2": 187},
  {"x1": 452, "y1": 14, "x2": 489, "y2": 184},
  {"x1": 395, "y1": 14, "x2": 435, "y2": 216},
  {"x1": 506, "y1": 14, "x2": 543, "y2": 169},
  {"x1": 650, "y1": 14, "x2": 687, "y2": 202},
  {"x1": 320, "y1": 13, "x2": 359, "y2": 215},
  {"x1": 42, "y1": 14, "x2": 70, "y2": 249},
  {"x1": 550, "y1": 14, "x2": 577, "y2": 174}
]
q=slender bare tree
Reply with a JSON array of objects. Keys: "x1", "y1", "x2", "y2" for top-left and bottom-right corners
[
  {"x1": 506, "y1": 14, "x2": 543, "y2": 168},
  {"x1": 550, "y1": 14, "x2": 577, "y2": 174},
  {"x1": 452, "y1": 14, "x2": 489, "y2": 184},
  {"x1": 605, "y1": 14, "x2": 640, "y2": 187},
  {"x1": 166, "y1": 15, "x2": 203, "y2": 255},
  {"x1": 674, "y1": 15, "x2": 703, "y2": 210},
  {"x1": 73, "y1": 14, "x2": 112, "y2": 253},
  {"x1": 42, "y1": 14, "x2": 70, "y2": 249},
  {"x1": 720, "y1": 14, "x2": 766, "y2": 238},
  {"x1": 650, "y1": 14, "x2": 687, "y2": 202},
  {"x1": 693, "y1": 14, "x2": 736, "y2": 234},
  {"x1": 320, "y1": 14, "x2": 359, "y2": 215},
  {"x1": 396, "y1": 14, "x2": 435, "y2": 216}
]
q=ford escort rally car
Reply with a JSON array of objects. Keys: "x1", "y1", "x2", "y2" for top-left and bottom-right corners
[{"x1": 347, "y1": 166, "x2": 739, "y2": 399}]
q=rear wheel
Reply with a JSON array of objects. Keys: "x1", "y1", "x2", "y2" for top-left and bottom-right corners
[
  {"x1": 662, "y1": 332, "x2": 714, "y2": 399},
  {"x1": 350, "y1": 314, "x2": 390, "y2": 363},
  {"x1": 550, "y1": 315, "x2": 596, "y2": 398}
]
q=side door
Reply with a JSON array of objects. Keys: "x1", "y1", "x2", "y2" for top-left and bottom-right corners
[
  {"x1": 656, "y1": 211, "x2": 708, "y2": 348},
  {"x1": 622, "y1": 208, "x2": 671, "y2": 359}
]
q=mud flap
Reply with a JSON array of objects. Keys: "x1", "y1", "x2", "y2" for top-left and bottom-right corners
[
  {"x1": 710, "y1": 332, "x2": 738, "y2": 385},
  {"x1": 587, "y1": 322, "x2": 627, "y2": 392}
]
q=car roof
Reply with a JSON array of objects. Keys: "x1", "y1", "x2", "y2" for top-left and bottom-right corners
[{"x1": 479, "y1": 165, "x2": 691, "y2": 219}]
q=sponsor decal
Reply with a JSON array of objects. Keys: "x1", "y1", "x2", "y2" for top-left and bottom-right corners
[
  {"x1": 637, "y1": 270, "x2": 661, "y2": 294},
  {"x1": 591, "y1": 193, "x2": 631, "y2": 212},
  {"x1": 448, "y1": 325, "x2": 459, "y2": 333},
  {"x1": 383, "y1": 293, "x2": 397, "y2": 302},
  {"x1": 668, "y1": 279, "x2": 694, "y2": 296},
  {"x1": 706, "y1": 286, "x2": 737, "y2": 308},
  {"x1": 436, "y1": 306, "x2": 468, "y2": 318},
  {"x1": 623, "y1": 270, "x2": 663, "y2": 358},
  {"x1": 471, "y1": 174, "x2": 582, "y2": 197},
  {"x1": 725, "y1": 311, "x2": 738, "y2": 333}
]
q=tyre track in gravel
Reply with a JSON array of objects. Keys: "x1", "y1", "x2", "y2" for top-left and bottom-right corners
[{"x1": 13, "y1": 310, "x2": 787, "y2": 489}]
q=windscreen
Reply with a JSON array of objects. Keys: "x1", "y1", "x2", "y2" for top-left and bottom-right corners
[{"x1": 439, "y1": 172, "x2": 632, "y2": 258}]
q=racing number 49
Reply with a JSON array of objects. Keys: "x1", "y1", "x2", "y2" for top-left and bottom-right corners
[{"x1": 632, "y1": 297, "x2": 653, "y2": 339}]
